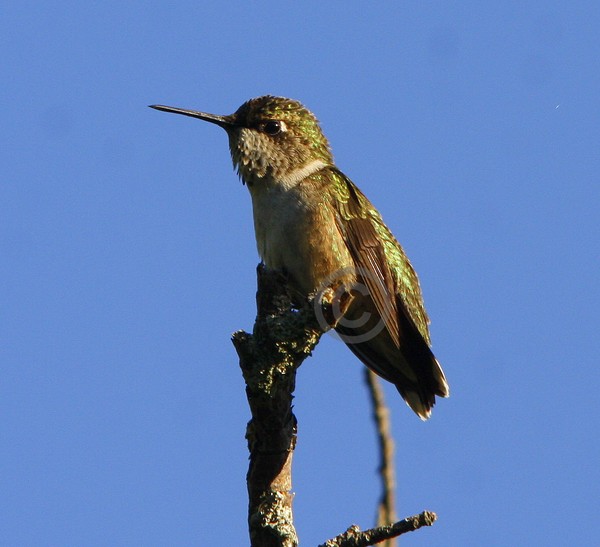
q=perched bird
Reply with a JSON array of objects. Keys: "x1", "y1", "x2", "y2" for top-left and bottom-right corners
[{"x1": 150, "y1": 96, "x2": 449, "y2": 419}]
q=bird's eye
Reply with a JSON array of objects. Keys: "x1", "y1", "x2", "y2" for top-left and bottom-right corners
[{"x1": 263, "y1": 120, "x2": 282, "y2": 135}]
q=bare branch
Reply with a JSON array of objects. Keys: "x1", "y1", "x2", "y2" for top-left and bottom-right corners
[
  {"x1": 318, "y1": 511, "x2": 437, "y2": 547},
  {"x1": 232, "y1": 265, "x2": 324, "y2": 547},
  {"x1": 231, "y1": 265, "x2": 438, "y2": 546},
  {"x1": 364, "y1": 369, "x2": 397, "y2": 547}
]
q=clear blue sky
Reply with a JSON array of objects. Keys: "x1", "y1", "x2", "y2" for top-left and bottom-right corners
[{"x1": 2, "y1": 2, "x2": 599, "y2": 545}]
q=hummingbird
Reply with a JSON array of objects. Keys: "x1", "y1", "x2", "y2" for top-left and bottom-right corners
[{"x1": 150, "y1": 96, "x2": 449, "y2": 419}]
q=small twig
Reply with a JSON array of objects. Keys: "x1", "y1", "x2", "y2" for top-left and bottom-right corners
[
  {"x1": 318, "y1": 511, "x2": 437, "y2": 547},
  {"x1": 364, "y1": 368, "x2": 397, "y2": 547}
]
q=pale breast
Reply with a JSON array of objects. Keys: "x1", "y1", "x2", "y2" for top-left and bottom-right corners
[{"x1": 249, "y1": 183, "x2": 354, "y2": 296}]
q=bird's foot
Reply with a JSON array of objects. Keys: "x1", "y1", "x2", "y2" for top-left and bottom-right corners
[{"x1": 317, "y1": 283, "x2": 355, "y2": 328}]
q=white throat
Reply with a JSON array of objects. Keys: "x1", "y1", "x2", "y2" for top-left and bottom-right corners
[{"x1": 278, "y1": 159, "x2": 328, "y2": 189}]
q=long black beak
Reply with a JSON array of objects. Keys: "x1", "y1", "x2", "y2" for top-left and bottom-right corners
[{"x1": 149, "y1": 104, "x2": 234, "y2": 129}]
